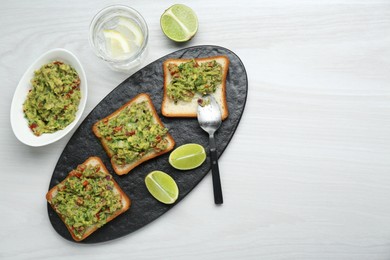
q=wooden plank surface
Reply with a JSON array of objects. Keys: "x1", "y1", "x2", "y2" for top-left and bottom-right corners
[{"x1": 1, "y1": 0, "x2": 390, "y2": 259}]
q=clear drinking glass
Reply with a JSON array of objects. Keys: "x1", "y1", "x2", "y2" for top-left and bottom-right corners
[{"x1": 89, "y1": 5, "x2": 149, "y2": 72}]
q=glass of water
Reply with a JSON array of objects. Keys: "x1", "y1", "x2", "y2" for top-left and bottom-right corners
[{"x1": 89, "y1": 5, "x2": 149, "y2": 72}]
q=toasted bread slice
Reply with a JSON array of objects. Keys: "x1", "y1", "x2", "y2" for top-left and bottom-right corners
[
  {"x1": 93, "y1": 93, "x2": 175, "y2": 175},
  {"x1": 161, "y1": 56, "x2": 229, "y2": 120},
  {"x1": 46, "y1": 156, "x2": 131, "y2": 241}
]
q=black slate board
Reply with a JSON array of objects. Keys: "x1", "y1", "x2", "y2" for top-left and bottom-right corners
[{"x1": 47, "y1": 45, "x2": 248, "y2": 243}]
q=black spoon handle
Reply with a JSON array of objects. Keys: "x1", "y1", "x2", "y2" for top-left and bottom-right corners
[{"x1": 209, "y1": 134, "x2": 223, "y2": 204}]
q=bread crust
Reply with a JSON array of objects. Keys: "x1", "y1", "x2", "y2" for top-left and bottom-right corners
[
  {"x1": 46, "y1": 156, "x2": 131, "y2": 241},
  {"x1": 161, "y1": 55, "x2": 230, "y2": 120},
  {"x1": 92, "y1": 93, "x2": 175, "y2": 175}
]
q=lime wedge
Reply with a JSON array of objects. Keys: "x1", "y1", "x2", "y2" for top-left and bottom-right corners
[
  {"x1": 169, "y1": 143, "x2": 206, "y2": 170},
  {"x1": 145, "y1": 171, "x2": 179, "y2": 204},
  {"x1": 103, "y1": 29, "x2": 130, "y2": 59},
  {"x1": 160, "y1": 4, "x2": 198, "y2": 42},
  {"x1": 116, "y1": 17, "x2": 144, "y2": 47}
]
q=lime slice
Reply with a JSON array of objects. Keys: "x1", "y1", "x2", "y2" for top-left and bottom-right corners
[
  {"x1": 116, "y1": 17, "x2": 144, "y2": 47},
  {"x1": 169, "y1": 143, "x2": 206, "y2": 170},
  {"x1": 145, "y1": 171, "x2": 179, "y2": 204},
  {"x1": 160, "y1": 4, "x2": 198, "y2": 42},
  {"x1": 103, "y1": 29, "x2": 130, "y2": 59}
]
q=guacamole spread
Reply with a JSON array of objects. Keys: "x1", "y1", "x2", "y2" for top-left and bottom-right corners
[
  {"x1": 23, "y1": 61, "x2": 81, "y2": 136},
  {"x1": 96, "y1": 101, "x2": 169, "y2": 166},
  {"x1": 167, "y1": 59, "x2": 222, "y2": 103},
  {"x1": 51, "y1": 164, "x2": 122, "y2": 239}
]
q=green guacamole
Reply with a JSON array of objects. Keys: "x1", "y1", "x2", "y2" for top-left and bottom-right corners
[
  {"x1": 167, "y1": 59, "x2": 222, "y2": 103},
  {"x1": 51, "y1": 164, "x2": 122, "y2": 239},
  {"x1": 23, "y1": 61, "x2": 81, "y2": 136},
  {"x1": 96, "y1": 101, "x2": 169, "y2": 166}
]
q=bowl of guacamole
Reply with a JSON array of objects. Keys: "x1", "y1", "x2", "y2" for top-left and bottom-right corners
[{"x1": 11, "y1": 49, "x2": 88, "y2": 146}]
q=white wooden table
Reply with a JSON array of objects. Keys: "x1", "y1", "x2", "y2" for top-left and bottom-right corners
[{"x1": 1, "y1": 1, "x2": 390, "y2": 259}]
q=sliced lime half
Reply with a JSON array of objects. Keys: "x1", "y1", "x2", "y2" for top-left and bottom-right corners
[
  {"x1": 145, "y1": 171, "x2": 179, "y2": 204},
  {"x1": 160, "y1": 4, "x2": 198, "y2": 42},
  {"x1": 169, "y1": 143, "x2": 206, "y2": 170}
]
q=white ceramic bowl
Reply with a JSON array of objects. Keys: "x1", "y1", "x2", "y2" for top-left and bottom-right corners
[{"x1": 10, "y1": 48, "x2": 88, "y2": 147}]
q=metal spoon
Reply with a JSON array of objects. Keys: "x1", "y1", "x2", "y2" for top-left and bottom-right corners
[{"x1": 197, "y1": 95, "x2": 223, "y2": 204}]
